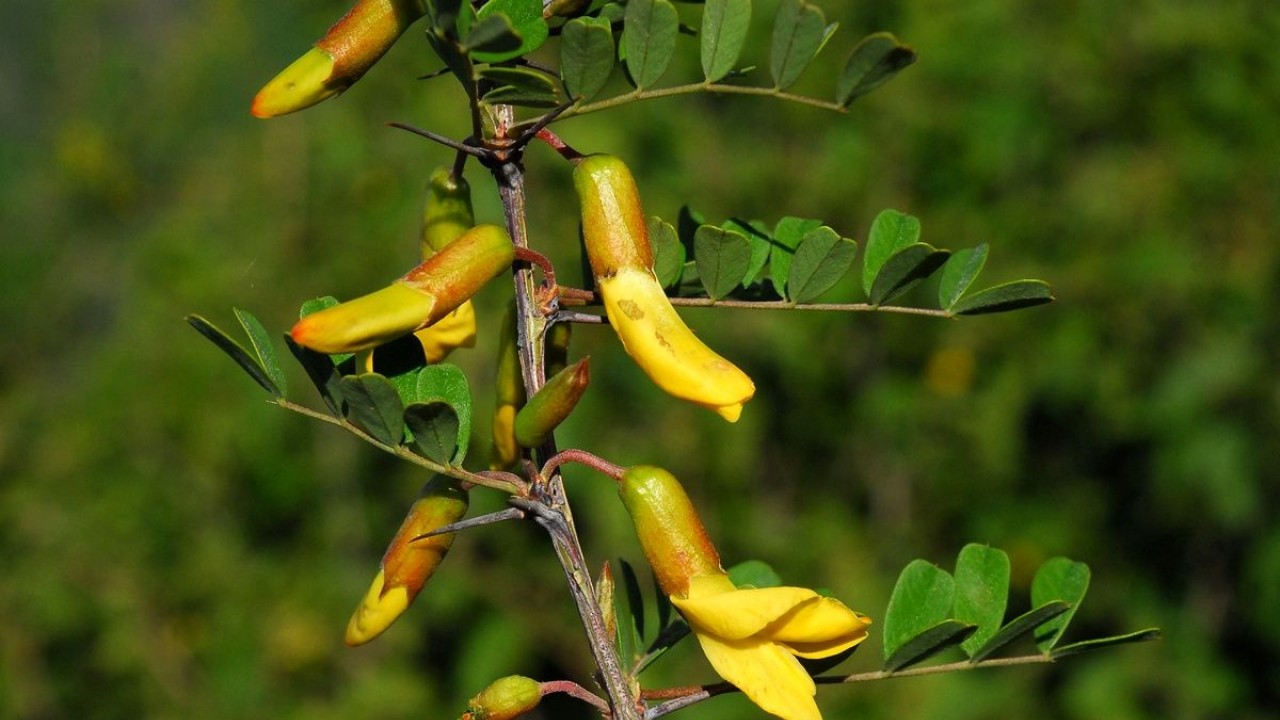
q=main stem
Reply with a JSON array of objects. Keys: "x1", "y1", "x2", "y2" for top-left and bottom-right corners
[{"x1": 493, "y1": 106, "x2": 642, "y2": 720}]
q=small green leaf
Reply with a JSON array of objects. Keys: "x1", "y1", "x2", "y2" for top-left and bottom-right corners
[
  {"x1": 970, "y1": 601, "x2": 1071, "y2": 663},
  {"x1": 869, "y1": 242, "x2": 950, "y2": 305},
  {"x1": 770, "y1": 0, "x2": 826, "y2": 90},
  {"x1": 938, "y1": 244, "x2": 989, "y2": 310},
  {"x1": 650, "y1": 216, "x2": 685, "y2": 289},
  {"x1": 837, "y1": 32, "x2": 917, "y2": 106},
  {"x1": 883, "y1": 559, "x2": 955, "y2": 660},
  {"x1": 471, "y1": 0, "x2": 548, "y2": 62},
  {"x1": 701, "y1": 0, "x2": 751, "y2": 82},
  {"x1": 1031, "y1": 557, "x2": 1091, "y2": 653},
  {"x1": 481, "y1": 84, "x2": 561, "y2": 107},
  {"x1": 884, "y1": 620, "x2": 977, "y2": 672},
  {"x1": 727, "y1": 559, "x2": 782, "y2": 589},
  {"x1": 284, "y1": 336, "x2": 345, "y2": 414},
  {"x1": 479, "y1": 65, "x2": 559, "y2": 93},
  {"x1": 953, "y1": 544, "x2": 1010, "y2": 657},
  {"x1": 561, "y1": 16, "x2": 616, "y2": 100},
  {"x1": 403, "y1": 402, "x2": 459, "y2": 465},
  {"x1": 951, "y1": 280, "x2": 1054, "y2": 316},
  {"x1": 623, "y1": 0, "x2": 679, "y2": 89},
  {"x1": 862, "y1": 209, "x2": 921, "y2": 296},
  {"x1": 787, "y1": 227, "x2": 857, "y2": 304},
  {"x1": 416, "y1": 364, "x2": 473, "y2": 464},
  {"x1": 722, "y1": 218, "x2": 772, "y2": 286},
  {"x1": 339, "y1": 374, "x2": 406, "y2": 446},
  {"x1": 233, "y1": 309, "x2": 286, "y2": 397},
  {"x1": 694, "y1": 225, "x2": 752, "y2": 300},
  {"x1": 465, "y1": 14, "x2": 523, "y2": 54},
  {"x1": 1051, "y1": 629, "x2": 1162, "y2": 659},
  {"x1": 770, "y1": 216, "x2": 822, "y2": 298},
  {"x1": 186, "y1": 314, "x2": 280, "y2": 397}
]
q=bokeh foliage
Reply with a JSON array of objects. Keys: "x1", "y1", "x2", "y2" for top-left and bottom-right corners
[{"x1": 2, "y1": 1, "x2": 1277, "y2": 719}]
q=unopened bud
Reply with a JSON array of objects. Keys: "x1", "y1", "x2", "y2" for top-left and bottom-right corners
[
  {"x1": 514, "y1": 358, "x2": 590, "y2": 449},
  {"x1": 617, "y1": 466, "x2": 721, "y2": 597},
  {"x1": 465, "y1": 675, "x2": 542, "y2": 720}
]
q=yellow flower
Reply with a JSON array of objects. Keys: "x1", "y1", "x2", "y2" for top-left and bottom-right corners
[{"x1": 671, "y1": 573, "x2": 872, "y2": 720}]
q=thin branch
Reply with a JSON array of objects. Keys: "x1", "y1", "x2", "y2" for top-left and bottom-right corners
[
  {"x1": 388, "y1": 122, "x2": 489, "y2": 158},
  {"x1": 540, "y1": 680, "x2": 611, "y2": 714},
  {"x1": 557, "y1": 288, "x2": 956, "y2": 318},
  {"x1": 542, "y1": 449, "x2": 625, "y2": 481},
  {"x1": 409, "y1": 507, "x2": 527, "y2": 542}
]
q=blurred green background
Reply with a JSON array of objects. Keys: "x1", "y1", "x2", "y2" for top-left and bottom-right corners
[{"x1": 2, "y1": 0, "x2": 1277, "y2": 718}]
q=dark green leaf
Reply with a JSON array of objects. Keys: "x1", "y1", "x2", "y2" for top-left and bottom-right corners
[
  {"x1": 613, "y1": 559, "x2": 640, "y2": 664},
  {"x1": 284, "y1": 336, "x2": 346, "y2": 414},
  {"x1": 403, "y1": 402, "x2": 459, "y2": 464},
  {"x1": 638, "y1": 616, "x2": 690, "y2": 674},
  {"x1": 953, "y1": 544, "x2": 1010, "y2": 657},
  {"x1": 650, "y1": 216, "x2": 685, "y2": 289},
  {"x1": 186, "y1": 314, "x2": 280, "y2": 397},
  {"x1": 677, "y1": 205, "x2": 706, "y2": 256},
  {"x1": 727, "y1": 559, "x2": 782, "y2": 589},
  {"x1": 429, "y1": 0, "x2": 466, "y2": 37},
  {"x1": 869, "y1": 242, "x2": 950, "y2": 305},
  {"x1": 970, "y1": 601, "x2": 1071, "y2": 663},
  {"x1": 884, "y1": 620, "x2": 977, "y2": 673},
  {"x1": 465, "y1": 14, "x2": 523, "y2": 54},
  {"x1": 694, "y1": 225, "x2": 752, "y2": 300},
  {"x1": 701, "y1": 0, "x2": 751, "y2": 82},
  {"x1": 787, "y1": 226, "x2": 857, "y2": 304},
  {"x1": 770, "y1": 0, "x2": 826, "y2": 90},
  {"x1": 233, "y1": 308, "x2": 286, "y2": 397},
  {"x1": 722, "y1": 218, "x2": 772, "y2": 286},
  {"x1": 770, "y1": 216, "x2": 822, "y2": 298},
  {"x1": 951, "y1": 279, "x2": 1055, "y2": 316},
  {"x1": 339, "y1": 374, "x2": 406, "y2": 446},
  {"x1": 416, "y1": 364, "x2": 473, "y2": 464},
  {"x1": 837, "y1": 32, "x2": 916, "y2": 106},
  {"x1": 938, "y1": 244, "x2": 989, "y2": 310},
  {"x1": 561, "y1": 16, "x2": 616, "y2": 100},
  {"x1": 883, "y1": 559, "x2": 955, "y2": 660},
  {"x1": 479, "y1": 65, "x2": 559, "y2": 92},
  {"x1": 619, "y1": 559, "x2": 646, "y2": 643},
  {"x1": 624, "y1": 0, "x2": 679, "y2": 89},
  {"x1": 481, "y1": 84, "x2": 561, "y2": 107},
  {"x1": 862, "y1": 209, "x2": 921, "y2": 296},
  {"x1": 471, "y1": 0, "x2": 548, "y2": 62},
  {"x1": 1031, "y1": 557, "x2": 1091, "y2": 653},
  {"x1": 1051, "y1": 629, "x2": 1162, "y2": 659}
]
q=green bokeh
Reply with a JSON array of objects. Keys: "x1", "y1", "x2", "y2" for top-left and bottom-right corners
[{"x1": 3, "y1": 1, "x2": 1277, "y2": 718}]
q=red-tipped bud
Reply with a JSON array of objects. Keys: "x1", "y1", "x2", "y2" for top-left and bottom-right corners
[
  {"x1": 617, "y1": 466, "x2": 722, "y2": 597},
  {"x1": 514, "y1": 358, "x2": 590, "y2": 449},
  {"x1": 346, "y1": 476, "x2": 469, "y2": 645},
  {"x1": 252, "y1": 0, "x2": 425, "y2": 118}
]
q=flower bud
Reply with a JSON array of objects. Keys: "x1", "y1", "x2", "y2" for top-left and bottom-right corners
[
  {"x1": 574, "y1": 155, "x2": 754, "y2": 421},
  {"x1": 617, "y1": 466, "x2": 721, "y2": 597},
  {"x1": 346, "y1": 476, "x2": 469, "y2": 646},
  {"x1": 464, "y1": 675, "x2": 542, "y2": 720},
  {"x1": 291, "y1": 224, "x2": 513, "y2": 354},
  {"x1": 252, "y1": 0, "x2": 426, "y2": 118},
  {"x1": 514, "y1": 358, "x2": 590, "y2": 449}
]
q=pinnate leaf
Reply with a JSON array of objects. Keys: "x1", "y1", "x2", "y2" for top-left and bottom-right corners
[
  {"x1": 624, "y1": 0, "x2": 679, "y2": 89},
  {"x1": 787, "y1": 226, "x2": 857, "y2": 304},
  {"x1": 951, "y1": 279, "x2": 1054, "y2": 316},
  {"x1": 837, "y1": 32, "x2": 916, "y2": 106},
  {"x1": 701, "y1": 0, "x2": 751, "y2": 83},
  {"x1": 770, "y1": 0, "x2": 826, "y2": 90},
  {"x1": 1031, "y1": 557, "x2": 1091, "y2": 653},
  {"x1": 561, "y1": 17, "x2": 616, "y2": 100}
]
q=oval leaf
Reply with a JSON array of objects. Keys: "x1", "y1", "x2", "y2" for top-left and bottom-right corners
[
  {"x1": 284, "y1": 336, "x2": 345, "y2": 414},
  {"x1": 969, "y1": 601, "x2": 1072, "y2": 663},
  {"x1": 723, "y1": 218, "x2": 773, "y2": 287},
  {"x1": 1050, "y1": 629, "x2": 1162, "y2": 659},
  {"x1": 624, "y1": 0, "x2": 679, "y2": 89},
  {"x1": 938, "y1": 244, "x2": 989, "y2": 310},
  {"x1": 1031, "y1": 557, "x2": 1091, "y2": 653},
  {"x1": 472, "y1": 0, "x2": 549, "y2": 62},
  {"x1": 953, "y1": 544, "x2": 1010, "y2": 657},
  {"x1": 837, "y1": 32, "x2": 917, "y2": 106},
  {"x1": 404, "y1": 401, "x2": 460, "y2": 465},
  {"x1": 186, "y1": 314, "x2": 280, "y2": 397},
  {"x1": 883, "y1": 559, "x2": 955, "y2": 660},
  {"x1": 869, "y1": 242, "x2": 950, "y2": 306},
  {"x1": 339, "y1": 373, "x2": 406, "y2": 446},
  {"x1": 465, "y1": 13, "x2": 524, "y2": 55},
  {"x1": 701, "y1": 0, "x2": 752, "y2": 82},
  {"x1": 951, "y1": 279, "x2": 1054, "y2": 316},
  {"x1": 650, "y1": 216, "x2": 685, "y2": 289},
  {"x1": 770, "y1": 0, "x2": 826, "y2": 90},
  {"x1": 862, "y1": 209, "x2": 921, "y2": 295},
  {"x1": 770, "y1": 216, "x2": 822, "y2": 298},
  {"x1": 234, "y1": 308, "x2": 286, "y2": 397},
  {"x1": 884, "y1": 620, "x2": 976, "y2": 673},
  {"x1": 694, "y1": 225, "x2": 752, "y2": 300},
  {"x1": 561, "y1": 16, "x2": 616, "y2": 100},
  {"x1": 416, "y1": 364, "x2": 473, "y2": 464},
  {"x1": 787, "y1": 226, "x2": 857, "y2": 304}
]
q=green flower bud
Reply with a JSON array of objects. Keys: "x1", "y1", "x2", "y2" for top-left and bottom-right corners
[
  {"x1": 514, "y1": 358, "x2": 590, "y2": 449},
  {"x1": 617, "y1": 466, "x2": 722, "y2": 597},
  {"x1": 465, "y1": 675, "x2": 542, "y2": 720},
  {"x1": 573, "y1": 154, "x2": 653, "y2": 279}
]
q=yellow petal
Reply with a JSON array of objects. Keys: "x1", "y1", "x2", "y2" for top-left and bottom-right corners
[
  {"x1": 672, "y1": 575, "x2": 819, "y2": 641},
  {"x1": 768, "y1": 597, "x2": 872, "y2": 659},
  {"x1": 692, "y1": 631, "x2": 821, "y2": 720},
  {"x1": 599, "y1": 268, "x2": 754, "y2": 421},
  {"x1": 344, "y1": 569, "x2": 410, "y2": 646},
  {"x1": 414, "y1": 300, "x2": 477, "y2": 363}
]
